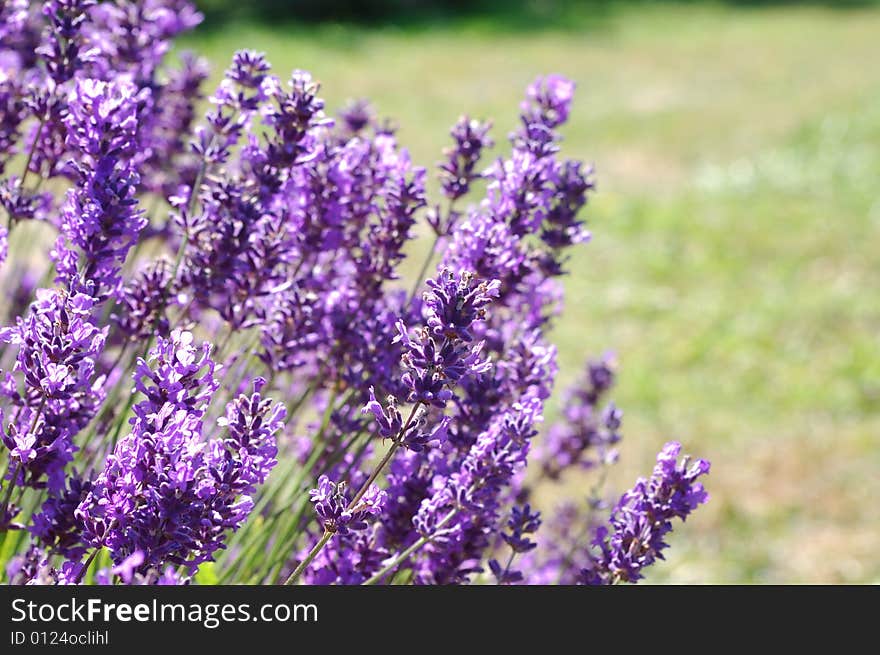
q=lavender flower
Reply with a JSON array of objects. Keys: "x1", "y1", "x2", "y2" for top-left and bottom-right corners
[
  {"x1": 309, "y1": 475, "x2": 387, "y2": 535},
  {"x1": 540, "y1": 159, "x2": 593, "y2": 254},
  {"x1": 187, "y1": 49, "x2": 269, "y2": 172},
  {"x1": 579, "y1": 442, "x2": 710, "y2": 585},
  {"x1": 362, "y1": 388, "x2": 450, "y2": 452},
  {"x1": 37, "y1": 0, "x2": 98, "y2": 86},
  {"x1": 438, "y1": 116, "x2": 493, "y2": 203},
  {"x1": 410, "y1": 392, "x2": 544, "y2": 584},
  {"x1": 216, "y1": 377, "x2": 285, "y2": 493},
  {"x1": 63, "y1": 77, "x2": 140, "y2": 160},
  {"x1": 94, "y1": 550, "x2": 188, "y2": 585},
  {"x1": 258, "y1": 70, "x2": 329, "y2": 173},
  {"x1": 0, "y1": 288, "x2": 106, "y2": 494},
  {"x1": 177, "y1": 57, "x2": 332, "y2": 330},
  {"x1": 394, "y1": 269, "x2": 498, "y2": 407},
  {"x1": 539, "y1": 354, "x2": 620, "y2": 480},
  {"x1": 488, "y1": 504, "x2": 541, "y2": 584},
  {"x1": 138, "y1": 51, "x2": 209, "y2": 198},
  {"x1": 75, "y1": 334, "x2": 285, "y2": 573},
  {"x1": 112, "y1": 259, "x2": 172, "y2": 342},
  {"x1": 18, "y1": 0, "x2": 97, "y2": 184},
  {"x1": 520, "y1": 74, "x2": 576, "y2": 132},
  {"x1": 337, "y1": 98, "x2": 373, "y2": 135},
  {"x1": 30, "y1": 473, "x2": 92, "y2": 559},
  {"x1": 501, "y1": 504, "x2": 541, "y2": 554},
  {"x1": 6, "y1": 543, "x2": 52, "y2": 585},
  {"x1": 0, "y1": 69, "x2": 26, "y2": 176},
  {"x1": 53, "y1": 77, "x2": 147, "y2": 298},
  {"x1": 85, "y1": 1, "x2": 203, "y2": 86},
  {"x1": 424, "y1": 268, "x2": 500, "y2": 342},
  {"x1": 131, "y1": 328, "x2": 218, "y2": 420},
  {"x1": 361, "y1": 388, "x2": 402, "y2": 439},
  {"x1": 257, "y1": 121, "x2": 425, "y2": 389},
  {"x1": 0, "y1": 178, "x2": 52, "y2": 227}
]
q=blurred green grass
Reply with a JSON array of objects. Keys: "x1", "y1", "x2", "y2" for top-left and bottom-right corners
[{"x1": 182, "y1": 2, "x2": 880, "y2": 583}]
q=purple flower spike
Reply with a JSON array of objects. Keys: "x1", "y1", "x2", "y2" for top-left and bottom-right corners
[
  {"x1": 392, "y1": 269, "x2": 498, "y2": 409},
  {"x1": 337, "y1": 98, "x2": 373, "y2": 134},
  {"x1": 0, "y1": 288, "x2": 106, "y2": 495},
  {"x1": 423, "y1": 268, "x2": 500, "y2": 342},
  {"x1": 54, "y1": 77, "x2": 148, "y2": 299},
  {"x1": 539, "y1": 354, "x2": 620, "y2": 480},
  {"x1": 75, "y1": 333, "x2": 285, "y2": 575},
  {"x1": 132, "y1": 328, "x2": 219, "y2": 420},
  {"x1": 522, "y1": 74, "x2": 576, "y2": 130},
  {"x1": 309, "y1": 475, "x2": 386, "y2": 535},
  {"x1": 438, "y1": 116, "x2": 493, "y2": 203},
  {"x1": 502, "y1": 504, "x2": 541, "y2": 554},
  {"x1": 38, "y1": 0, "x2": 98, "y2": 85},
  {"x1": 63, "y1": 77, "x2": 141, "y2": 159},
  {"x1": 580, "y1": 442, "x2": 710, "y2": 585}
]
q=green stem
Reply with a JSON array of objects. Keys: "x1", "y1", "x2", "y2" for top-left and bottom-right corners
[
  {"x1": 406, "y1": 198, "x2": 457, "y2": 304},
  {"x1": 235, "y1": 389, "x2": 343, "y2": 584},
  {"x1": 363, "y1": 508, "x2": 458, "y2": 585},
  {"x1": 273, "y1": 398, "x2": 418, "y2": 584},
  {"x1": 168, "y1": 161, "x2": 206, "y2": 284},
  {"x1": 348, "y1": 402, "x2": 421, "y2": 508},
  {"x1": 219, "y1": 453, "x2": 304, "y2": 583},
  {"x1": 283, "y1": 531, "x2": 332, "y2": 585},
  {"x1": 242, "y1": 440, "x2": 331, "y2": 584}
]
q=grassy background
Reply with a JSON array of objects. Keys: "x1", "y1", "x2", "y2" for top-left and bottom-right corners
[{"x1": 182, "y1": 2, "x2": 880, "y2": 583}]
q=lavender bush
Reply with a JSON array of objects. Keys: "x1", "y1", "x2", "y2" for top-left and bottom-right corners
[{"x1": 0, "y1": 1, "x2": 709, "y2": 586}]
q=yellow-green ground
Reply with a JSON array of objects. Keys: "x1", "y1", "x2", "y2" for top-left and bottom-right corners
[{"x1": 184, "y1": 3, "x2": 880, "y2": 583}]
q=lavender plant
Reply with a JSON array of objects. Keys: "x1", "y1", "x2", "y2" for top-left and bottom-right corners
[{"x1": 0, "y1": 1, "x2": 709, "y2": 586}]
